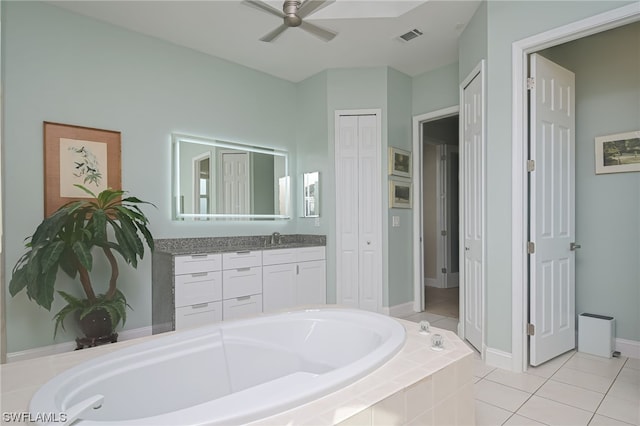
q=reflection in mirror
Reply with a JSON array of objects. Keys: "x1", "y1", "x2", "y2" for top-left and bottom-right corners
[
  {"x1": 303, "y1": 172, "x2": 319, "y2": 217},
  {"x1": 173, "y1": 134, "x2": 290, "y2": 220}
]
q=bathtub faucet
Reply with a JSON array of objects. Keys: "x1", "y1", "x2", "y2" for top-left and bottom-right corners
[
  {"x1": 62, "y1": 394, "x2": 104, "y2": 426},
  {"x1": 270, "y1": 232, "x2": 281, "y2": 245}
]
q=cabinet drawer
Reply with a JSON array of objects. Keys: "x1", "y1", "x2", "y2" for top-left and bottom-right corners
[
  {"x1": 175, "y1": 301, "x2": 222, "y2": 330},
  {"x1": 174, "y1": 254, "x2": 222, "y2": 275},
  {"x1": 262, "y1": 249, "x2": 296, "y2": 266},
  {"x1": 222, "y1": 250, "x2": 262, "y2": 269},
  {"x1": 175, "y1": 271, "x2": 222, "y2": 307},
  {"x1": 296, "y1": 246, "x2": 326, "y2": 263},
  {"x1": 223, "y1": 266, "x2": 262, "y2": 299},
  {"x1": 223, "y1": 295, "x2": 262, "y2": 321}
]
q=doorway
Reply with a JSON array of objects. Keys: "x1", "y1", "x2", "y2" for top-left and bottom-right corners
[
  {"x1": 511, "y1": 4, "x2": 640, "y2": 372},
  {"x1": 422, "y1": 116, "x2": 460, "y2": 320}
]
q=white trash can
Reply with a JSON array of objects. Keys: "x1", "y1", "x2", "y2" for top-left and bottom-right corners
[{"x1": 578, "y1": 313, "x2": 615, "y2": 358}]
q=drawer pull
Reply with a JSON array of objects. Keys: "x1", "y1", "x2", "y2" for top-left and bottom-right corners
[
  {"x1": 236, "y1": 250, "x2": 251, "y2": 255},
  {"x1": 191, "y1": 272, "x2": 208, "y2": 277},
  {"x1": 192, "y1": 303, "x2": 209, "y2": 309},
  {"x1": 236, "y1": 296, "x2": 251, "y2": 301},
  {"x1": 190, "y1": 254, "x2": 208, "y2": 259},
  {"x1": 236, "y1": 267, "x2": 251, "y2": 272}
]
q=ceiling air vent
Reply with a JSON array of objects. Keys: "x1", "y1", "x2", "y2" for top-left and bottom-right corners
[{"x1": 398, "y1": 29, "x2": 423, "y2": 42}]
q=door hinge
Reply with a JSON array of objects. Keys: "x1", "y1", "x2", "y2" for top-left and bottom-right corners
[
  {"x1": 441, "y1": 267, "x2": 447, "y2": 274},
  {"x1": 527, "y1": 323, "x2": 535, "y2": 336},
  {"x1": 527, "y1": 241, "x2": 535, "y2": 254},
  {"x1": 527, "y1": 160, "x2": 535, "y2": 172},
  {"x1": 527, "y1": 77, "x2": 535, "y2": 90},
  {"x1": 441, "y1": 230, "x2": 447, "y2": 236}
]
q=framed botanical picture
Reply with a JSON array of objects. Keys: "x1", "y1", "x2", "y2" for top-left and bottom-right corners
[
  {"x1": 389, "y1": 179, "x2": 412, "y2": 209},
  {"x1": 594, "y1": 130, "x2": 640, "y2": 174},
  {"x1": 44, "y1": 122, "x2": 121, "y2": 216},
  {"x1": 389, "y1": 147, "x2": 412, "y2": 178}
]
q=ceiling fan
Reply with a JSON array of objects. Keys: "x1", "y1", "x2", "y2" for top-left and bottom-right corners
[{"x1": 243, "y1": 0, "x2": 337, "y2": 43}]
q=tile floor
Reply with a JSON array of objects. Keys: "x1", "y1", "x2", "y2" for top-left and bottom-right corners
[{"x1": 400, "y1": 311, "x2": 640, "y2": 426}]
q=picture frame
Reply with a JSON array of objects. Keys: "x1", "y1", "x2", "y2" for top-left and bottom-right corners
[
  {"x1": 594, "y1": 130, "x2": 640, "y2": 175},
  {"x1": 389, "y1": 147, "x2": 412, "y2": 178},
  {"x1": 44, "y1": 122, "x2": 121, "y2": 216},
  {"x1": 389, "y1": 179, "x2": 412, "y2": 209}
]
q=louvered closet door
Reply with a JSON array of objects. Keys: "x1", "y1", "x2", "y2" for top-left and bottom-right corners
[{"x1": 335, "y1": 114, "x2": 381, "y2": 312}]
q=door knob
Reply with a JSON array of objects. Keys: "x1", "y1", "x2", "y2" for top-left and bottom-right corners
[
  {"x1": 570, "y1": 242, "x2": 581, "y2": 251},
  {"x1": 366, "y1": 241, "x2": 371, "y2": 245}
]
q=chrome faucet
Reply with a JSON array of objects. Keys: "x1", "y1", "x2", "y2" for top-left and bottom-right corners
[{"x1": 270, "y1": 232, "x2": 281, "y2": 246}]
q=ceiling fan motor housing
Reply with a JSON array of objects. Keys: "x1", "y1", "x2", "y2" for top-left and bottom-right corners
[{"x1": 283, "y1": 0, "x2": 302, "y2": 27}]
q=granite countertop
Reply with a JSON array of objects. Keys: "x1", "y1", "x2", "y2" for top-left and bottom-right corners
[{"x1": 154, "y1": 234, "x2": 326, "y2": 255}]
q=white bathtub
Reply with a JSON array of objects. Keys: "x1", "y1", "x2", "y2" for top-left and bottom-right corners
[{"x1": 30, "y1": 308, "x2": 406, "y2": 426}]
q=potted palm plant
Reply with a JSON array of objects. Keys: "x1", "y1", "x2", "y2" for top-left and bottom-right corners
[{"x1": 9, "y1": 185, "x2": 155, "y2": 342}]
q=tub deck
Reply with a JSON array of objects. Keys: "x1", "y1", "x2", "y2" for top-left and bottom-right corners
[{"x1": 1, "y1": 310, "x2": 474, "y2": 426}]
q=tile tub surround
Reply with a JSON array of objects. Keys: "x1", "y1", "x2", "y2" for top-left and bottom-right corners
[
  {"x1": 155, "y1": 234, "x2": 326, "y2": 255},
  {"x1": 0, "y1": 315, "x2": 474, "y2": 426}
]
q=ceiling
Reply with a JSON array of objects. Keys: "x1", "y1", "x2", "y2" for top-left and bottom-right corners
[{"x1": 49, "y1": 0, "x2": 481, "y2": 83}]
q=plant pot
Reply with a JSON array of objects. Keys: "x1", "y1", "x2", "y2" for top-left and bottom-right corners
[{"x1": 77, "y1": 309, "x2": 113, "y2": 339}]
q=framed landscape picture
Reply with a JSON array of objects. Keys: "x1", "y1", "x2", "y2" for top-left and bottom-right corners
[
  {"x1": 389, "y1": 179, "x2": 412, "y2": 209},
  {"x1": 594, "y1": 130, "x2": 640, "y2": 174},
  {"x1": 389, "y1": 147, "x2": 412, "y2": 178},
  {"x1": 44, "y1": 122, "x2": 121, "y2": 216}
]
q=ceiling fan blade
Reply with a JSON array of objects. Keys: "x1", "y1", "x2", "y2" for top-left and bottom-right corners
[
  {"x1": 300, "y1": 21, "x2": 337, "y2": 42},
  {"x1": 260, "y1": 24, "x2": 289, "y2": 42},
  {"x1": 242, "y1": 0, "x2": 285, "y2": 19},
  {"x1": 297, "y1": 0, "x2": 335, "y2": 19}
]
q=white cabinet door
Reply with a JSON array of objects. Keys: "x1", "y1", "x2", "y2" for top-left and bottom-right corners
[
  {"x1": 297, "y1": 260, "x2": 326, "y2": 306},
  {"x1": 263, "y1": 263, "x2": 297, "y2": 313}
]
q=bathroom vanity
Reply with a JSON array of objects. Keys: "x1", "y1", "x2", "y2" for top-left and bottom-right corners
[{"x1": 151, "y1": 235, "x2": 326, "y2": 334}]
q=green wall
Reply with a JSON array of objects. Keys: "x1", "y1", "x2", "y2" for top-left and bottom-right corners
[
  {"x1": 412, "y1": 62, "x2": 460, "y2": 116},
  {"x1": 2, "y1": 1, "x2": 298, "y2": 352},
  {"x1": 387, "y1": 68, "x2": 414, "y2": 307},
  {"x1": 540, "y1": 22, "x2": 640, "y2": 341},
  {"x1": 458, "y1": 0, "x2": 487, "y2": 82}
]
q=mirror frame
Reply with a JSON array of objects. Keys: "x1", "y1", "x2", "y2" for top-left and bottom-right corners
[{"x1": 172, "y1": 133, "x2": 290, "y2": 220}]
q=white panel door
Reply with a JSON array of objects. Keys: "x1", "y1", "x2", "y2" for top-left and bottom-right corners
[
  {"x1": 222, "y1": 152, "x2": 250, "y2": 215},
  {"x1": 529, "y1": 53, "x2": 576, "y2": 366},
  {"x1": 462, "y1": 70, "x2": 484, "y2": 352},
  {"x1": 357, "y1": 115, "x2": 381, "y2": 311},
  {"x1": 336, "y1": 115, "x2": 360, "y2": 308},
  {"x1": 335, "y1": 113, "x2": 381, "y2": 312}
]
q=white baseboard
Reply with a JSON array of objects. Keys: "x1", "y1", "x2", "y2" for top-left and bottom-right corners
[
  {"x1": 446, "y1": 273, "x2": 460, "y2": 288},
  {"x1": 485, "y1": 346, "x2": 513, "y2": 371},
  {"x1": 425, "y1": 277, "x2": 440, "y2": 288},
  {"x1": 383, "y1": 302, "x2": 415, "y2": 318},
  {"x1": 616, "y1": 338, "x2": 640, "y2": 359},
  {"x1": 7, "y1": 326, "x2": 152, "y2": 363}
]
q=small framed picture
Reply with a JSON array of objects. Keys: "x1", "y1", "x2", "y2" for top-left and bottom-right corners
[
  {"x1": 389, "y1": 179, "x2": 412, "y2": 209},
  {"x1": 44, "y1": 122, "x2": 121, "y2": 216},
  {"x1": 389, "y1": 147, "x2": 412, "y2": 178},
  {"x1": 594, "y1": 130, "x2": 640, "y2": 174}
]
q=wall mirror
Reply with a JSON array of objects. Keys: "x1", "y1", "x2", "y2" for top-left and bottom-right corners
[
  {"x1": 302, "y1": 171, "x2": 319, "y2": 217},
  {"x1": 172, "y1": 134, "x2": 290, "y2": 220}
]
